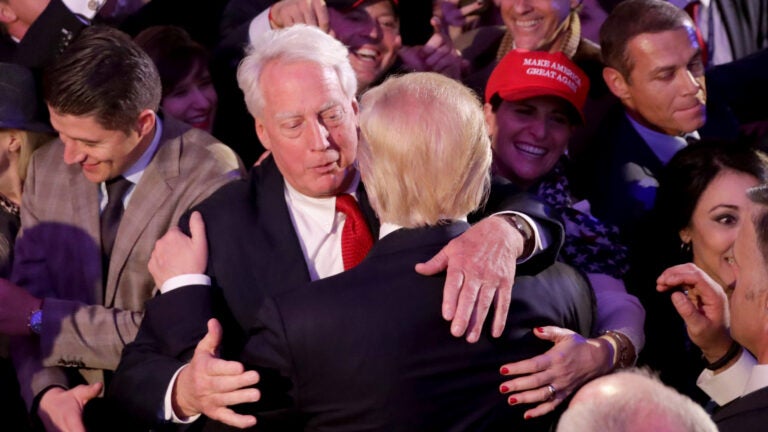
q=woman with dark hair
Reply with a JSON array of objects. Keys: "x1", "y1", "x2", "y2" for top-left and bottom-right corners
[
  {"x1": 632, "y1": 138, "x2": 768, "y2": 403},
  {"x1": 134, "y1": 26, "x2": 218, "y2": 133}
]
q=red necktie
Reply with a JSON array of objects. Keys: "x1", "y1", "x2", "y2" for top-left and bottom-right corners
[
  {"x1": 335, "y1": 194, "x2": 373, "y2": 270},
  {"x1": 684, "y1": 1, "x2": 709, "y2": 67}
]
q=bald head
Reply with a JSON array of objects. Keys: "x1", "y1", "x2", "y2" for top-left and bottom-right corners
[{"x1": 558, "y1": 369, "x2": 717, "y2": 432}]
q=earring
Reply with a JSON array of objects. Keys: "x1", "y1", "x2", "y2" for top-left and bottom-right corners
[
  {"x1": 726, "y1": 256, "x2": 735, "y2": 265},
  {"x1": 680, "y1": 241, "x2": 692, "y2": 254}
]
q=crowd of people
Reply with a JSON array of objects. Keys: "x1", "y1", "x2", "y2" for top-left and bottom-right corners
[{"x1": 0, "y1": 0, "x2": 766, "y2": 430}]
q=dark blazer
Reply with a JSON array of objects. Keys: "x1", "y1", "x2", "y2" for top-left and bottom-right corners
[
  {"x1": 573, "y1": 105, "x2": 664, "y2": 235},
  {"x1": 110, "y1": 157, "x2": 565, "y2": 427},
  {"x1": 712, "y1": 386, "x2": 768, "y2": 432},
  {"x1": 0, "y1": 0, "x2": 84, "y2": 68},
  {"x1": 235, "y1": 222, "x2": 594, "y2": 432}
]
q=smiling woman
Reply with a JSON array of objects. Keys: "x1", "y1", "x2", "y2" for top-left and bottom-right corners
[
  {"x1": 485, "y1": 49, "x2": 646, "y2": 419},
  {"x1": 134, "y1": 26, "x2": 218, "y2": 134}
]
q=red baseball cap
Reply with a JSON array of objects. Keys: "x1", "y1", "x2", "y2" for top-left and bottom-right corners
[{"x1": 485, "y1": 50, "x2": 590, "y2": 123}]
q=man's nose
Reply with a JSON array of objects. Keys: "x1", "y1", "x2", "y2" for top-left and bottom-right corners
[{"x1": 62, "y1": 138, "x2": 86, "y2": 165}]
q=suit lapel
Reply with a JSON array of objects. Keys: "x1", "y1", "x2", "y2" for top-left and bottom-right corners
[
  {"x1": 104, "y1": 122, "x2": 180, "y2": 305},
  {"x1": 69, "y1": 167, "x2": 102, "y2": 302},
  {"x1": 255, "y1": 158, "x2": 312, "y2": 287}
]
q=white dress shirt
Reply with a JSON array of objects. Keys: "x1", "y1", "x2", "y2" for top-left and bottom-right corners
[{"x1": 698, "y1": 349, "x2": 760, "y2": 405}]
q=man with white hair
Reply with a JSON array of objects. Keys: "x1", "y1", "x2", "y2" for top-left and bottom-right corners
[
  {"x1": 111, "y1": 24, "x2": 566, "y2": 429},
  {"x1": 558, "y1": 369, "x2": 718, "y2": 432}
]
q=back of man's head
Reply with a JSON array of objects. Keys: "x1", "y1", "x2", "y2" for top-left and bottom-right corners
[
  {"x1": 558, "y1": 369, "x2": 718, "y2": 432},
  {"x1": 600, "y1": 0, "x2": 693, "y2": 78},
  {"x1": 43, "y1": 25, "x2": 161, "y2": 133},
  {"x1": 237, "y1": 24, "x2": 357, "y2": 119}
]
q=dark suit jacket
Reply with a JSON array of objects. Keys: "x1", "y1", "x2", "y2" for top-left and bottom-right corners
[
  {"x1": 0, "y1": 0, "x2": 84, "y2": 68},
  {"x1": 712, "y1": 386, "x2": 768, "y2": 432},
  {"x1": 10, "y1": 117, "x2": 242, "y2": 407},
  {"x1": 110, "y1": 157, "x2": 565, "y2": 427},
  {"x1": 714, "y1": 0, "x2": 768, "y2": 61},
  {"x1": 235, "y1": 223, "x2": 594, "y2": 431}
]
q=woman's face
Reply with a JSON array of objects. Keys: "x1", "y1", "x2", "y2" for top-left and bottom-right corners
[
  {"x1": 161, "y1": 63, "x2": 218, "y2": 133},
  {"x1": 681, "y1": 170, "x2": 760, "y2": 288},
  {"x1": 498, "y1": 0, "x2": 575, "y2": 51},
  {"x1": 486, "y1": 96, "x2": 574, "y2": 189}
]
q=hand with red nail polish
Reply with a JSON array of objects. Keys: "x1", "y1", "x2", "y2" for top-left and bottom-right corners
[{"x1": 497, "y1": 326, "x2": 614, "y2": 419}]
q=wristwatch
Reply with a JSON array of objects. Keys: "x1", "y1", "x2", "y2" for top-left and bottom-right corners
[
  {"x1": 507, "y1": 214, "x2": 534, "y2": 258},
  {"x1": 28, "y1": 309, "x2": 42, "y2": 335}
]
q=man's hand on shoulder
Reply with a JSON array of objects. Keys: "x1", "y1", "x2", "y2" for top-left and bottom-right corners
[
  {"x1": 149, "y1": 211, "x2": 209, "y2": 288},
  {"x1": 416, "y1": 215, "x2": 524, "y2": 342}
]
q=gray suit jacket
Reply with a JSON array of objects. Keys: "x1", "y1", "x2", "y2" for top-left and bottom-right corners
[{"x1": 10, "y1": 116, "x2": 243, "y2": 406}]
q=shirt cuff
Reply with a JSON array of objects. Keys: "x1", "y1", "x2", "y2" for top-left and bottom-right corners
[
  {"x1": 61, "y1": 0, "x2": 101, "y2": 19},
  {"x1": 697, "y1": 348, "x2": 756, "y2": 406},
  {"x1": 164, "y1": 365, "x2": 201, "y2": 424},
  {"x1": 248, "y1": 7, "x2": 273, "y2": 44},
  {"x1": 160, "y1": 274, "x2": 211, "y2": 294},
  {"x1": 492, "y1": 211, "x2": 545, "y2": 262}
]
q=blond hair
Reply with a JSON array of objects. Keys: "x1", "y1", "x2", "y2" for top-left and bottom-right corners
[{"x1": 358, "y1": 73, "x2": 491, "y2": 227}]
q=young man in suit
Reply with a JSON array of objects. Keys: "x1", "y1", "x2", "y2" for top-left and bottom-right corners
[
  {"x1": 3, "y1": 25, "x2": 242, "y2": 431},
  {"x1": 657, "y1": 182, "x2": 768, "y2": 431},
  {"x1": 576, "y1": 0, "x2": 711, "y2": 233},
  {"x1": 110, "y1": 24, "x2": 568, "y2": 429}
]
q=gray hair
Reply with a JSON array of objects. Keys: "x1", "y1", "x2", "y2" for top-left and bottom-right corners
[
  {"x1": 237, "y1": 24, "x2": 357, "y2": 118},
  {"x1": 557, "y1": 369, "x2": 718, "y2": 432}
]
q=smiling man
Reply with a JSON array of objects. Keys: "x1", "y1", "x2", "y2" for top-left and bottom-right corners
[{"x1": 6, "y1": 25, "x2": 242, "y2": 431}]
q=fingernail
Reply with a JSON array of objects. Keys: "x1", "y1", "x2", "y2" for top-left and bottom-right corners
[
  {"x1": 508, "y1": 397, "x2": 518, "y2": 405},
  {"x1": 500, "y1": 385, "x2": 509, "y2": 393},
  {"x1": 500, "y1": 367, "x2": 509, "y2": 374},
  {"x1": 535, "y1": 327, "x2": 544, "y2": 333},
  {"x1": 524, "y1": 414, "x2": 531, "y2": 420}
]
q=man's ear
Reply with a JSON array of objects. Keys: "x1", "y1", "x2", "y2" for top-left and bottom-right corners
[
  {"x1": 483, "y1": 102, "x2": 497, "y2": 139},
  {"x1": 135, "y1": 109, "x2": 156, "y2": 138},
  {"x1": 603, "y1": 67, "x2": 631, "y2": 101},
  {"x1": 0, "y1": 3, "x2": 18, "y2": 25},
  {"x1": 255, "y1": 118, "x2": 272, "y2": 150}
]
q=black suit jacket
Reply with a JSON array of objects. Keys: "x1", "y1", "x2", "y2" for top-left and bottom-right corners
[
  {"x1": 235, "y1": 223, "x2": 593, "y2": 431},
  {"x1": 110, "y1": 157, "x2": 564, "y2": 427},
  {"x1": 712, "y1": 386, "x2": 768, "y2": 432},
  {"x1": 0, "y1": 0, "x2": 84, "y2": 68}
]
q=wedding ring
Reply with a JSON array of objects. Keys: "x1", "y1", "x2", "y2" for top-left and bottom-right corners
[{"x1": 546, "y1": 384, "x2": 557, "y2": 401}]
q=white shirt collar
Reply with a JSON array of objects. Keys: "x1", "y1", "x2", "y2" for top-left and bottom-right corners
[
  {"x1": 283, "y1": 169, "x2": 360, "y2": 234},
  {"x1": 743, "y1": 363, "x2": 768, "y2": 396}
]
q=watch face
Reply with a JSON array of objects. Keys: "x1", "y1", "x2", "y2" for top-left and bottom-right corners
[{"x1": 29, "y1": 310, "x2": 42, "y2": 334}]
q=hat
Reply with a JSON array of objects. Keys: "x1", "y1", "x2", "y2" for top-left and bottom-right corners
[
  {"x1": 485, "y1": 50, "x2": 590, "y2": 123},
  {"x1": 329, "y1": 0, "x2": 398, "y2": 11},
  {"x1": 0, "y1": 63, "x2": 54, "y2": 133}
]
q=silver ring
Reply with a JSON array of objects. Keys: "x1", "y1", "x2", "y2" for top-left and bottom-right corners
[{"x1": 546, "y1": 384, "x2": 557, "y2": 400}]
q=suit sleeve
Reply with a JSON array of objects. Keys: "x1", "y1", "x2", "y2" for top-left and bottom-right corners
[
  {"x1": 108, "y1": 285, "x2": 214, "y2": 425},
  {"x1": 474, "y1": 190, "x2": 564, "y2": 275}
]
